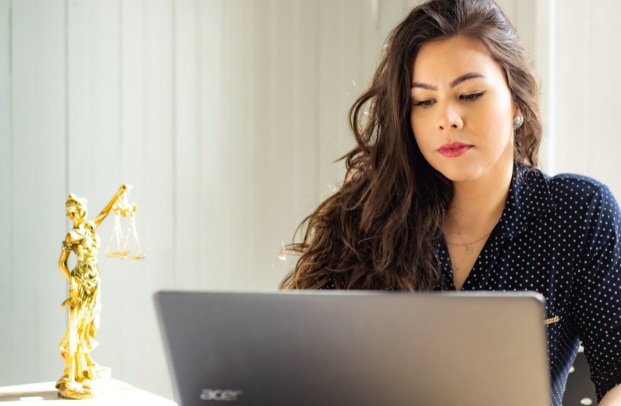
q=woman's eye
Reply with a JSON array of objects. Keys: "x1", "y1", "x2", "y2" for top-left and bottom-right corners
[
  {"x1": 412, "y1": 99, "x2": 435, "y2": 109},
  {"x1": 460, "y1": 91, "x2": 485, "y2": 102}
]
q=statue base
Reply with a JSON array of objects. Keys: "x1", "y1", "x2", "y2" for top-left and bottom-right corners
[
  {"x1": 55, "y1": 365, "x2": 113, "y2": 399},
  {"x1": 56, "y1": 379, "x2": 96, "y2": 400}
]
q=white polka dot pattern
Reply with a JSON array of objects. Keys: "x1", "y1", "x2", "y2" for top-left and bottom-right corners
[{"x1": 435, "y1": 164, "x2": 621, "y2": 405}]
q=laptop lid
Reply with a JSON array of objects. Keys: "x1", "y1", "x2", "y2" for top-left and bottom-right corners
[{"x1": 154, "y1": 290, "x2": 550, "y2": 406}]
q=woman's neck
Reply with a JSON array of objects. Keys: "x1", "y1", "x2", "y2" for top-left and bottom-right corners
[{"x1": 444, "y1": 162, "x2": 513, "y2": 239}]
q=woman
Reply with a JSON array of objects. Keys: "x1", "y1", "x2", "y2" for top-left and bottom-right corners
[
  {"x1": 280, "y1": 0, "x2": 621, "y2": 404},
  {"x1": 56, "y1": 185, "x2": 127, "y2": 399}
]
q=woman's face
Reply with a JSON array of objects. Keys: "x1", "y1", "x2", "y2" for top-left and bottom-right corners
[{"x1": 410, "y1": 36, "x2": 517, "y2": 184}]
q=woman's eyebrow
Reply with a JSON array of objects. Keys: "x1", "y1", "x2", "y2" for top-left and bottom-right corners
[
  {"x1": 411, "y1": 82, "x2": 437, "y2": 90},
  {"x1": 411, "y1": 72, "x2": 486, "y2": 90},
  {"x1": 450, "y1": 72, "x2": 485, "y2": 87}
]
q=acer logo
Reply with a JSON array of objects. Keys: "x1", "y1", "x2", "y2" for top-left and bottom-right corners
[{"x1": 200, "y1": 389, "x2": 243, "y2": 402}]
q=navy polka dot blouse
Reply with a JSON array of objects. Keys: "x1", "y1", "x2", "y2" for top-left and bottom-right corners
[{"x1": 322, "y1": 163, "x2": 621, "y2": 405}]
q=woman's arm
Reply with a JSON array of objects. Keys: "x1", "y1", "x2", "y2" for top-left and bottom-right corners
[
  {"x1": 575, "y1": 184, "x2": 621, "y2": 401},
  {"x1": 92, "y1": 184, "x2": 128, "y2": 227},
  {"x1": 600, "y1": 384, "x2": 621, "y2": 405}
]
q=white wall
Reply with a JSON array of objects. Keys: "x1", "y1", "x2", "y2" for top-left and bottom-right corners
[
  {"x1": 547, "y1": 0, "x2": 621, "y2": 196},
  {"x1": 0, "y1": 0, "x2": 617, "y2": 401}
]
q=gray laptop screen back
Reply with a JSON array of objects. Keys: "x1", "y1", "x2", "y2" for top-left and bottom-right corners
[{"x1": 155, "y1": 290, "x2": 550, "y2": 406}]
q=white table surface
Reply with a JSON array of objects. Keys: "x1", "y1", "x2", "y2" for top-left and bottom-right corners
[{"x1": 0, "y1": 379, "x2": 177, "y2": 405}]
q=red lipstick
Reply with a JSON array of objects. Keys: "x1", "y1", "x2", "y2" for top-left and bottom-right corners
[{"x1": 438, "y1": 142, "x2": 472, "y2": 157}]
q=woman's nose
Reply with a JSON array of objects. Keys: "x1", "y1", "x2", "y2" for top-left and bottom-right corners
[{"x1": 436, "y1": 103, "x2": 463, "y2": 131}]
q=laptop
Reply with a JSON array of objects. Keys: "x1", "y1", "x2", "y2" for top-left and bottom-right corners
[{"x1": 154, "y1": 290, "x2": 550, "y2": 406}]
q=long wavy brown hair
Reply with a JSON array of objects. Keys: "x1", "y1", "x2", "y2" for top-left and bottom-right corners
[{"x1": 280, "y1": 0, "x2": 542, "y2": 291}]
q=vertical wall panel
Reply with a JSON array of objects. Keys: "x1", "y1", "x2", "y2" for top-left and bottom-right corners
[
  {"x1": 360, "y1": 0, "x2": 410, "y2": 87},
  {"x1": 291, "y1": 0, "x2": 320, "y2": 207},
  {"x1": 197, "y1": 0, "x2": 223, "y2": 289},
  {"x1": 119, "y1": 0, "x2": 146, "y2": 193},
  {"x1": 248, "y1": 0, "x2": 314, "y2": 289},
  {"x1": 585, "y1": 0, "x2": 621, "y2": 195},
  {"x1": 266, "y1": 0, "x2": 300, "y2": 287},
  {"x1": 317, "y1": 0, "x2": 359, "y2": 195},
  {"x1": 514, "y1": 1, "x2": 536, "y2": 63},
  {"x1": 0, "y1": 0, "x2": 13, "y2": 385},
  {"x1": 219, "y1": 0, "x2": 251, "y2": 288},
  {"x1": 139, "y1": 0, "x2": 176, "y2": 395},
  {"x1": 285, "y1": 0, "x2": 320, "y2": 279},
  {"x1": 534, "y1": 0, "x2": 554, "y2": 173},
  {"x1": 10, "y1": 0, "x2": 37, "y2": 381},
  {"x1": 173, "y1": 0, "x2": 200, "y2": 290},
  {"x1": 67, "y1": 0, "x2": 122, "y2": 195},
  {"x1": 247, "y1": 0, "x2": 277, "y2": 289},
  {"x1": 536, "y1": 0, "x2": 621, "y2": 195},
  {"x1": 197, "y1": 0, "x2": 236, "y2": 291},
  {"x1": 10, "y1": 0, "x2": 67, "y2": 385},
  {"x1": 31, "y1": 0, "x2": 68, "y2": 384},
  {"x1": 256, "y1": 0, "x2": 322, "y2": 282},
  {"x1": 554, "y1": 1, "x2": 589, "y2": 176},
  {"x1": 65, "y1": 0, "x2": 91, "y2": 191}
]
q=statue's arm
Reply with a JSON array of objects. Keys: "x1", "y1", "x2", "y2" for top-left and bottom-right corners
[
  {"x1": 93, "y1": 184, "x2": 128, "y2": 227},
  {"x1": 58, "y1": 234, "x2": 73, "y2": 282}
]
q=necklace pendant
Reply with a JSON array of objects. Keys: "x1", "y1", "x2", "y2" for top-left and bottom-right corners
[{"x1": 465, "y1": 243, "x2": 474, "y2": 254}]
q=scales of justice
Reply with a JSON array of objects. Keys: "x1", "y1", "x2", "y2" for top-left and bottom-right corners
[{"x1": 56, "y1": 184, "x2": 145, "y2": 399}]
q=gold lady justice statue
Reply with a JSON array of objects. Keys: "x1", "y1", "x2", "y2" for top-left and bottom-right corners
[{"x1": 56, "y1": 184, "x2": 145, "y2": 399}]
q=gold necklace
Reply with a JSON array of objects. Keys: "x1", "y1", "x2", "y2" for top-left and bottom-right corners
[{"x1": 445, "y1": 231, "x2": 493, "y2": 254}]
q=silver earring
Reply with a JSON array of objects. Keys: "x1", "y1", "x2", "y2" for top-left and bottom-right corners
[{"x1": 513, "y1": 115, "x2": 524, "y2": 130}]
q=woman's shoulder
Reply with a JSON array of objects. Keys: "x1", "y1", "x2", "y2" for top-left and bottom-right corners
[
  {"x1": 521, "y1": 164, "x2": 613, "y2": 200},
  {"x1": 549, "y1": 171, "x2": 607, "y2": 190},
  {"x1": 522, "y1": 166, "x2": 619, "y2": 216},
  {"x1": 514, "y1": 164, "x2": 620, "y2": 221},
  {"x1": 548, "y1": 172, "x2": 616, "y2": 207}
]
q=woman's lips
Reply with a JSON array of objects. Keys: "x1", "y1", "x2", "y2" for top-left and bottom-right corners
[{"x1": 438, "y1": 142, "x2": 473, "y2": 157}]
